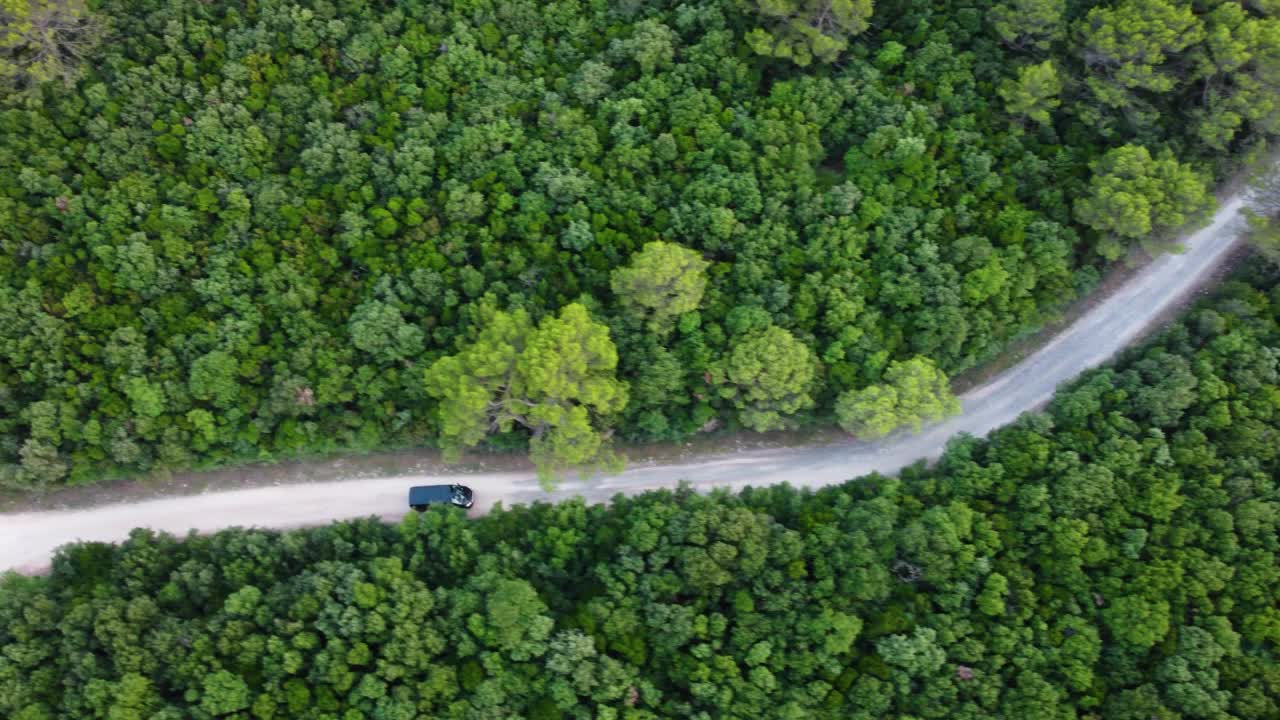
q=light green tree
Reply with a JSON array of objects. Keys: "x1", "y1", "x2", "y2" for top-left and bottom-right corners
[
  {"x1": 1081, "y1": 0, "x2": 1205, "y2": 106},
  {"x1": 348, "y1": 300, "x2": 425, "y2": 364},
  {"x1": 1074, "y1": 145, "x2": 1213, "y2": 258},
  {"x1": 1191, "y1": 3, "x2": 1280, "y2": 149},
  {"x1": 0, "y1": 0, "x2": 103, "y2": 93},
  {"x1": 471, "y1": 576, "x2": 555, "y2": 661},
  {"x1": 988, "y1": 0, "x2": 1065, "y2": 51},
  {"x1": 876, "y1": 627, "x2": 947, "y2": 677},
  {"x1": 1244, "y1": 165, "x2": 1280, "y2": 266},
  {"x1": 611, "y1": 241, "x2": 709, "y2": 332},
  {"x1": 999, "y1": 60, "x2": 1062, "y2": 127},
  {"x1": 713, "y1": 325, "x2": 818, "y2": 432},
  {"x1": 1103, "y1": 595, "x2": 1172, "y2": 648},
  {"x1": 976, "y1": 572, "x2": 1010, "y2": 615},
  {"x1": 424, "y1": 303, "x2": 627, "y2": 486},
  {"x1": 835, "y1": 356, "x2": 960, "y2": 438},
  {"x1": 199, "y1": 671, "x2": 250, "y2": 716},
  {"x1": 123, "y1": 377, "x2": 165, "y2": 419},
  {"x1": 741, "y1": 0, "x2": 873, "y2": 67},
  {"x1": 188, "y1": 351, "x2": 240, "y2": 410}
]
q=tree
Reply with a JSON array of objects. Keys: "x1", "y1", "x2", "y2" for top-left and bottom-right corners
[
  {"x1": 1081, "y1": 0, "x2": 1205, "y2": 105},
  {"x1": 988, "y1": 0, "x2": 1065, "y2": 51},
  {"x1": 610, "y1": 241, "x2": 709, "y2": 332},
  {"x1": 0, "y1": 0, "x2": 103, "y2": 94},
  {"x1": 1073, "y1": 145, "x2": 1213, "y2": 258},
  {"x1": 835, "y1": 356, "x2": 959, "y2": 438},
  {"x1": 876, "y1": 627, "x2": 946, "y2": 677},
  {"x1": 468, "y1": 575, "x2": 555, "y2": 661},
  {"x1": 609, "y1": 19, "x2": 676, "y2": 76},
  {"x1": 713, "y1": 325, "x2": 818, "y2": 432},
  {"x1": 1193, "y1": 3, "x2": 1280, "y2": 148},
  {"x1": 200, "y1": 670, "x2": 250, "y2": 716},
  {"x1": 0, "y1": 0, "x2": 1270, "y2": 498},
  {"x1": 999, "y1": 60, "x2": 1062, "y2": 127},
  {"x1": 348, "y1": 300, "x2": 424, "y2": 364},
  {"x1": 424, "y1": 303, "x2": 627, "y2": 486},
  {"x1": 1244, "y1": 164, "x2": 1280, "y2": 266},
  {"x1": 742, "y1": 0, "x2": 874, "y2": 67},
  {"x1": 1103, "y1": 595, "x2": 1171, "y2": 648},
  {"x1": 188, "y1": 351, "x2": 240, "y2": 410}
]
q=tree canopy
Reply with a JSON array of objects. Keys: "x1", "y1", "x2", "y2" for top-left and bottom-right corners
[
  {"x1": 2, "y1": 267, "x2": 1278, "y2": 720},
  {"x1": 1074, "y1": 145, "x2": 1215, "y2": 258},
  {"x1": 610, "y1": 241, "x2": 710, "y2": 333},
  {"x1": 713, "y1": 325, "x2": 819, "y2": 431},
  {"x1": 424, "y1": 302, "x2": 627, "y2": 485},
  {"x1": 742, "y1": 0, "x2": 874, "y2": 66},
  {"x1": 0, "y1": 0, "x2": 102, "y2": 93},
  {"x1": 0, "y1": 0, "x2": 1274, "y2": 486},
  {"x1": 835, "y1": 355, "x2": 960, "y2": 437}
]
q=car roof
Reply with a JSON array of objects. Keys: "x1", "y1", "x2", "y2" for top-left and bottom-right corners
[{"x1": 409, "y1": 485, "x2": 457, "y2": 503}]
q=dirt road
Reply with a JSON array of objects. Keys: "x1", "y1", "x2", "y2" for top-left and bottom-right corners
[{"x1": 0, "y1": 195, "x2": 1250, "y2": 573}]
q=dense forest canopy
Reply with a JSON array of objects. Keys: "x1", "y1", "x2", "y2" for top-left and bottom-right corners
[
  {"x1": 1, "y1": 0, "x2": 1277, "y2": 485},
  {"x1": 2, "y1": 269, "x2": 1277, "y2": 719}
]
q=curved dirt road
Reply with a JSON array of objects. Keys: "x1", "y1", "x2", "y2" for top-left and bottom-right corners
[{"x1": 0, "y1": 195, "x2": 1250, "y2": 573}]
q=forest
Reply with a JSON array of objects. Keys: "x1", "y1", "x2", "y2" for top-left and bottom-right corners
[
  {"x1": 2, "y1": 0, "x2": 1277, "y2": 485},
  {"x1": 1, "y1": 266, "x2": 1277, "y2": 718}
]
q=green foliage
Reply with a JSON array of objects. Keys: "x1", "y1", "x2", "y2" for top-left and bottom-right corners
[
  {"x1": 200, "y1": 670, "x2": 251, "y2": 716},
  {"x1": 988, "y1": 0, "x2": 1064, "y2": 51},
  {"x1": 742, "y1": 0, "x2": 873, "y2": 66},
  {"x1": 1104, "y1": 595, "x2": 1172, "y2": 649},
  {"x1": 713, "y1": 325, "x2": 818, "y2": 432},
  {"x1": 0, "y1": 0, "x2": 103, "y2": 94},
  {"x1": 1082, "y1": 0, "x2": 1205, "y2": 102},
  {"x1": 424, "y1": 303, "x2": 627, "y2": 485},
  {"x1": 349, "y1": 300, "x2": 425, "y2": 364},
  {"x1": 999, "y1": 60, "x2": 1062, "y2": 127},
  {"x1": 188, "y1": 351, "x2": 240, "y2": 410},
  {"x1": 1246, "y1": 165, "x2": 1280, "y2": 266},
  {"x1": 1074, "y1": 145, "x2": 1214, "y2": 258},
  {"x1": 0, "y1": 0, "x2": 1275, "y2": 487},
  {"x1": 835, "y1": 356, "x2": 959, "y2": 437},
  {"x1": 611, "y1": 241, "x2": 710, "y2": 333},
  {"x1": 6, "y1": 270, "x2": 1280, "y2": 719}
]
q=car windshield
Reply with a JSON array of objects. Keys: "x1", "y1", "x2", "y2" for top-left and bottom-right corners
[{"x1": 452, "y1": 487, "x2": 468, "y2": 503}]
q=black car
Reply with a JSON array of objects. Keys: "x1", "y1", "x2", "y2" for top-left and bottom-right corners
[{"x1": 408, "y1": 484, "x2": 474, "y2": 510}]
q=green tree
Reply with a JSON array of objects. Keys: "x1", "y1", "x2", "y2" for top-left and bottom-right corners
[
  {"x1": 200, "y1": 670, "x2": 250, "y2": 716},
  {"x1": 713, "y1": 325, "x2": 818, "y2": 432},
  {"x1": 1193, "y1": 3, "x2": 1280, "y2": 148},
  {"x1": 835, "y1": 356, "x2": 960, "y2": 438},
  {"x1": 1244, "y1": 164, "x2": 1280, "y2": 266},
  {"x1": 976, "y1": 572, "x2": 1009, "y2": 615},
  {"x1": 610, "y1": 241, "x2": 709, "y2": 332},
  {"x1": 988, "y1": 0, "x2": 1065, "y2": 51},
  {"x1": 1073, "y1": 145, "x2": 1213, "y2": 258},
  {"x1": 348, "y1": 300, "x2": 425, "y2": 364},
  {"x1": 471, "y1": 576, "x2": 555, "y2": 661},
  {"x1": 0, "y1": 0, "x2": 103, "y2": 93},
  {"x1": 1104, "y1": 595, "x2": 1172, "y2": 649},
  {"x1": 123, "y1": 377, "x2": 164, "y2": 419},
  {"x1": 609, "y1": 18, "x2": 676, "y2": 76},
  {"x1": 742, "y1": 0, "x2": 874, "y2": 66},
  {"x1": 999, "y1": 60, "x2": 1062, "y2": 127},
  {"x1": 1081, "y1": 0, "x2": 1205, "y2": 105},
  {"x1": 424, "y1": 303, "x2": 627, "y2": 485},
  {"x1": 188, "y1": 351, "x2": 240, "y2": 410},
  {"x1": 876, "y1": 627, "x2": 947, "y2": 677}
]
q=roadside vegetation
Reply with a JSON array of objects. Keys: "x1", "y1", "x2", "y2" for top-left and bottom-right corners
[
  {"x1": 1, "y1": 0, "x2": 1277, "y2": 485},
  {"x1": 1246, "y1": 165, "x2": 1280, "y2": 265},
  {"x1": 2, "y1": 266, "x2": 1277, "y2": 719}
]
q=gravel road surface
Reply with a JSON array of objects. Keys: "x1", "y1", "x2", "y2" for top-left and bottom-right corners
[{"x1": 0, "y1": 195, "x2": 1250, "y2": 573}]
